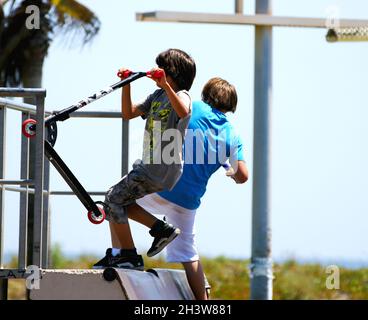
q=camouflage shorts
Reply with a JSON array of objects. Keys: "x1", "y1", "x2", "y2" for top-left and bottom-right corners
[{"x1": 104, "y1": 164, "x2": 164, "y2": 224}]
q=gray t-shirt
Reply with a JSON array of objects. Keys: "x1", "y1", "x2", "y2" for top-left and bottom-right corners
[{"x1": 136, "y1": 89, "x2": 192, "y2": 190}]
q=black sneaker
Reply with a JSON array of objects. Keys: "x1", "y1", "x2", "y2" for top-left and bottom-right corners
[
  {"x1": 111, "y1": 254, "x2": 144, "y2": 271},
  {"x1": 93, "y1": 248, "x2": 114, "y2": 269},
  {"x1": 147, "y1": 220, "x2": 181, "y2": 257},
  {"x1": 92, "y1": 248, "x2": 144, "y2": 271}
]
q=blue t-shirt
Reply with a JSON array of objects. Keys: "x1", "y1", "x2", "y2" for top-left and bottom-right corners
[{"x1": 157, "y1": 101, "x2": 245, "y2": 210}]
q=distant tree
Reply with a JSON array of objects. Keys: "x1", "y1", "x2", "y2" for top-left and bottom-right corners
[{"x1": 0, "y1": 0, "x2": 100, "y2": 88}]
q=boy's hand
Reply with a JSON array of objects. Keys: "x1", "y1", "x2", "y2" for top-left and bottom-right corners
[
  {"x1": 148, "y1": 67, "x2": 169, "y2": 89},
  {"x1": 117, "y1": 67, "x2": 131, "y2": 79}
]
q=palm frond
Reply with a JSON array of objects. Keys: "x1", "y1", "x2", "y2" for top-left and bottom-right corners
[
  {"x1": 0, "y1": 0, "x2": 14, "y2": 8},
  {"x1": 0, "y1": 0, "x2": 50, "y2": 86},
  {"x1": 0, "y1": 3, "x2": 4, "y2": 27},
  {"x1": 0, "y1": 0, "x2": 100, "y2": 86},
  {"x1": 50, "y1": 0, "x2": 100, "y2": 45}
]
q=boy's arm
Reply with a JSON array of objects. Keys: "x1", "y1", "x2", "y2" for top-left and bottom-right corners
[
  {"x1": 227, "y1": 134, "x2": 248, "y2": 184},
  {"x1": 150, "y1": 68, "x2": 190, "y2": 118},
  {"x1": 162, "y1": 84, "x2": 191, "y2": 118},
  {"x1": 230, "y1": 160, "x2": 248, "y2": 184},
  {"x1": 121, "y1": 84, "x2": 144, "y2": 120},
  {"x1": 118, "y1": 67, "x2": 143, "y2": 120}
]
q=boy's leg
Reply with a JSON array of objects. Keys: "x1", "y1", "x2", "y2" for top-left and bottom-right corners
[
  {"x1": 126, "y1": 202, "x2": 157, "y2": 228},
  {"x1": 95, "y1": 203, "x2": 176, "y2": 269},
  {"x1": 94, "y1": 163, "x2": 169, "y2": 269},
  {"x1": 109, "y1": 221, "x2": 135, "y2": 249},
  {"x1": 93, "y1": 217, "x2": 143, "y2": 270},
  {"x1": 127, "y1": 203, "x2": 181, "y2": 257},
  {"x1": 182, "y1": 260, "x2": 208, "y2": 300}
]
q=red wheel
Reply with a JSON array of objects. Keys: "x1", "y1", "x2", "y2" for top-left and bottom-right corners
[
  {"x1": 87, "y1": 205, "x2": 106, "y2": 224},
  {"x1": 22, "y1": 119, "x2": 37, "y2": 138}
]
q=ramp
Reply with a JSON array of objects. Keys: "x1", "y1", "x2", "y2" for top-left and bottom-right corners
[{"x1": 30, "y1": 268, "x2": 195, "y2": 300}]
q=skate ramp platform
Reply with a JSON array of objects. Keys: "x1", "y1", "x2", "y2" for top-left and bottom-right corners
[{"x1": 30, "y1": 268, "x2": 195, "y2": 300}]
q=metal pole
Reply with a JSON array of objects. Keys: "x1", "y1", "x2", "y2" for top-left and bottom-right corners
[
  {"x1": 121, "y1": 119, "x2": 129, "y2": 176},
  {"x1": 0, "y1": 88, "x2": 46, "y2": 97},
  {"x1": 0, "y1": 179, "x2": 33, "y2": 185},
  {"x1": 0, "y1": 106, "x2": 6, "y2": 267},
  {"x1": 18, "y1": 112, "x2": 30, "y2": 269},
  {"x1": 235, "y1": 0, "x2": 243, "y2": 14},
  {"x1": 41, "y1": 155, "x2": 50, "y2": 268},
  {"x1": 0, "y1": 105, "x2": 8, "y2": 300},
  {"x1": 0, "y1": 279, "x2": 7, "y2": 300},
  {"x1": 32, "y1": 95, "x2": 46, "y2": 267},
  {"x1": 250, "y1": 0, "x2": 273, "y2": 300},
  {"x1": 0, "y1": 97, "x2": 38, "y2": 114}
]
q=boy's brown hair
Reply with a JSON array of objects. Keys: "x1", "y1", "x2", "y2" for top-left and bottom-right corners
[
  {"x1": 201, "y1": 77, "x2": 237, "y2": 113},
  {"x1": 156, "y1": 48, "x2": 196, "y2": 91}
]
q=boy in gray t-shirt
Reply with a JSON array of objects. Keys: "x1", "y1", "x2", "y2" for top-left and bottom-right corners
[{"x1": 93, "y1": 49, "x2": 196, "y2": 270}]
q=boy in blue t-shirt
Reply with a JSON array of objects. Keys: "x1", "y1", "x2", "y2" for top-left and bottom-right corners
[
  {"x1": 93, "y1": 77, "x2": 246, "y2": 299},
  {"x1": 133, "y1": 77, "x2": 248, "y2": 299}
]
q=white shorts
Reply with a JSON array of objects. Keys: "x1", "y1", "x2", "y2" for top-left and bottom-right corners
[{"x1": 136, "y1": 193, "x2": 199, "y2": 263}]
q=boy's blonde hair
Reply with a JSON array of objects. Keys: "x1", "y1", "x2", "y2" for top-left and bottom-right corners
[{"x1": 201, "y1": 77, "x2": 237, "y2": 113}]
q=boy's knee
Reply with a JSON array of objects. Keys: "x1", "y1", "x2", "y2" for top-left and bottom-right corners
[{"x1": 104, "y1": 203, "x2": 129, "y2": 224}]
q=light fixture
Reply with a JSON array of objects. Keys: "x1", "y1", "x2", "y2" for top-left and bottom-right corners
[{"x1": 326, "y1": 27, "x2": 368, "y2": 42}]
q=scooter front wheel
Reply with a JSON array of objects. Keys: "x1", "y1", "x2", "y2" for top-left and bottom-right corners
[
  {"x1": 103, "y1": 267, "x2": 117, "y2": 282},
  {"x1": 87, "y1": 205, "x2": 106, "y2": 224},
  {"x1": 22, "y1": 119, "x2": 37, "y2": 138}
]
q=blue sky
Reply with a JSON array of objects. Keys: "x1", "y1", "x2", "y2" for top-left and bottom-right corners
[{"x1": 3, "y1": 0, "x2": 368, "y2": 266}]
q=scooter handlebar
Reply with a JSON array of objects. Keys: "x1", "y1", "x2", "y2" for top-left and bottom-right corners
[
  {"x1": 117, "y1": 70, "x2": 132, "y2": 79},
  {"x1": 146, "y1": 69, "x2": 164, "y2": 79},
  {"x1": 117, "y1": 69, "x2": 164, "y2": 79}
]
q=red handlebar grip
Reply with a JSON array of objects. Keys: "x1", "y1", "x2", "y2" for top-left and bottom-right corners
[
  {"x1": 117, "y1": 70, "x2": 132, "y2": 79},
  {"x1": 147, "y1": 70, "x2": 164, "y2": 79}
]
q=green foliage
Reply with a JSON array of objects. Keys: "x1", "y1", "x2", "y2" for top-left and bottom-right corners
[
  {"x1": 200, "y1": 256, "x2": 249, "y2": 299},
  {"x1": 5, "y1": 246, "x2": 368, "y2": 300},
  {"x1": 50, "y1": 243, "x2": 101, "y2": 269}
]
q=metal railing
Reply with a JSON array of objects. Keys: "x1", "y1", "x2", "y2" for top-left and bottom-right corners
[
  {"x1": 0, "y1": 88, "x2": 47, "y2": 300},
  {"x1": 0, "y1": 88, "x2": 129, "y2": 299}
]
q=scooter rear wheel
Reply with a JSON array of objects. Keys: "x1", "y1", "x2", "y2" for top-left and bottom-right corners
[{"x1": 87, "y1": 205, "x2": 106, "y2": 224}]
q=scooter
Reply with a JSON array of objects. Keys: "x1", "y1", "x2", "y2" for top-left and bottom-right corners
[{"x1": 21, "y1": 70, "x2": 163, "y2": 224}]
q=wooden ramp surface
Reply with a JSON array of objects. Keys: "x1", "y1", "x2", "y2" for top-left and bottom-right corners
[{"x1": 30, "y1": 268, "x2": 195, "y2": 300}]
